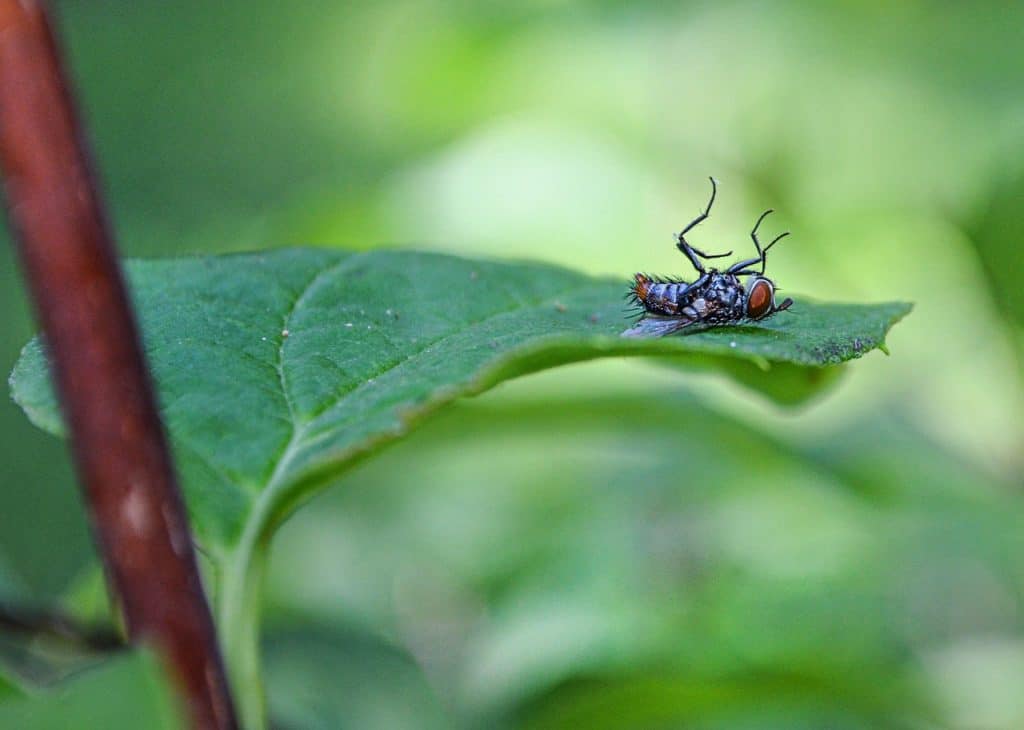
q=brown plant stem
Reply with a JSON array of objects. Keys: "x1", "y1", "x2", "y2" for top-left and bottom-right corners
[{"x1": 0, "y1": 2, "x2": 238, "y2": 727}]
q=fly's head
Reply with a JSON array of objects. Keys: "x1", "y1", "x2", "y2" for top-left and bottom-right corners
[{"x1": 743, "y1": 276, "x2": 793, "y2": 320}]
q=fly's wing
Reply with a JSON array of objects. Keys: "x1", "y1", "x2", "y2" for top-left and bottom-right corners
[{"x1": 621, "y1": 314, "x2": 698, "y2": 338}]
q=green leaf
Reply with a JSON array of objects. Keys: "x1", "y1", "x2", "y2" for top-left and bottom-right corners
[
  {"x1": 7, "y1": 247, "x2": 909, "y2": 727},
  {"x1": 0, "y1": 668, "x2": 24, "y2": 702},
  {"x1": 961, "y1": 161, "x2": 1024, "y2": 332},
  {"x1": 519, "y1": 672, "x2": 932, "y2": 730},
  {"x1": 264, "y1": 626, "x2": 449, "y2": 730},
  {"x1": 0, "y1": 652, "x2": 181, "y2": 730},
  {"x1": 9, "y1": 248, "x2": 908, "y2": 545}
]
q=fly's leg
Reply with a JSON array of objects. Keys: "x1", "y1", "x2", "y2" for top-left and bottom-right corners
[
  {"x1": 759, "y1": 231, "x2": 790, "y2": 274},
  {"x1": 751, "y1": 209, "x2": 772, "y2": 259},
  {"x1": 728, "y1": 208, "x2": 790, "y2": 275},
  {"x1": 727, "y1": 208, "x2": 771, "y2": 274},
  {"x1": 676, "y1": 177, "x2": 732, "y2": 274},
  {"x1": 726, "y1": 259, "x2": 761, "y2": 275},
  {"x1": 676, "y1": 272, "x2": 709, "y2": 301}
]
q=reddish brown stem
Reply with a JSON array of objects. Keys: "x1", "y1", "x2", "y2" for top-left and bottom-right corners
[{"x1": 0, "y1": 2, "x2": 238, "y2": 727}]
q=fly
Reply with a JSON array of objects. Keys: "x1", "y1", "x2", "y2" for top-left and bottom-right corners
[{"x1": 623, "y1": 177, "x2": 793, "y2": 338}]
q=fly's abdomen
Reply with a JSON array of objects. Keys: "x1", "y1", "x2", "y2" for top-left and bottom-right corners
[{"x1": 631, "y1": 274, "x2": 685, "y2": 315}]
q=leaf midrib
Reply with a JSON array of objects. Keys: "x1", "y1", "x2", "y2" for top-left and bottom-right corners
[
  {"x1": 267, "y1": 253, "x2": 366, "y2": 487},
  {"x1": 266, "y1": 275, "x2": 612, "y2": 512}
]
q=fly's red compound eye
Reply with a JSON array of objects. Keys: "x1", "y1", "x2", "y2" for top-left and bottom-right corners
[{"x1": 746, "y1": 278, "x2": 774, "y2": 319}]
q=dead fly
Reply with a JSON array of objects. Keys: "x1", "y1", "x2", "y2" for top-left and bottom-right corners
[{"x1": 623, "y1": 177, "x2": 793, "y2": 338}]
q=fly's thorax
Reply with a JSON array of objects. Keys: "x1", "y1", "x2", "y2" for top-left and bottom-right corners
[{"x1": 700, "y1": 272, "x2": 745, "y2": 318}]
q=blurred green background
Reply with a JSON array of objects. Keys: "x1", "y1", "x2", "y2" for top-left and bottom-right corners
[{"x1": 1, "y1": 1, "x2": 1022, "y2": 727}]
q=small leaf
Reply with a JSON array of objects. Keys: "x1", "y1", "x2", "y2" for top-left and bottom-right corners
[
  {"x1": 961, "y1": 162, "x2": 1024, "y2": 330},
  {"x1": 264, "y1": 626, "x2": 449, "y2": 729},
  {"x1": 520, "y1": 672, "x2": 933, "y2": 730},
  {"x1": 0, "y1": 669, "x2": 24, "y2": 701}
]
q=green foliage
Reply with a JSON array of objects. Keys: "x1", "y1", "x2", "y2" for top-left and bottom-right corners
[
  {"x1": 263, "y1": 392, "x2": 1018, "y2": 729},
  {"x1": 0, "y1": 670, "x2": 23, "y2": 701},
  {"x1": 0, "y1": 652, "x2": 180, "y2": 729},
  {"x1": 1, "y1": 1, "x2": 1019, "y2": 728},
  {"x1": 264, "y1": 628, "x2": 450, "y2": 730},
  {"x1": 519, "y1": 673, "x2": 927, "y2": 730},
  {"x1": 962, "y1": 162, "x2": 1024, "y2": 331}
]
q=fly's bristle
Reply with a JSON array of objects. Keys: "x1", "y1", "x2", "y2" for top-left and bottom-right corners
[{"x1": 632, "y1": 273, "x2": 652, "y2": 303}]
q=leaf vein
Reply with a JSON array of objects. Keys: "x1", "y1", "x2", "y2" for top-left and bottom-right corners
[{"x1": 298, "y1": 280, "x2": 607, "y2": 446}]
